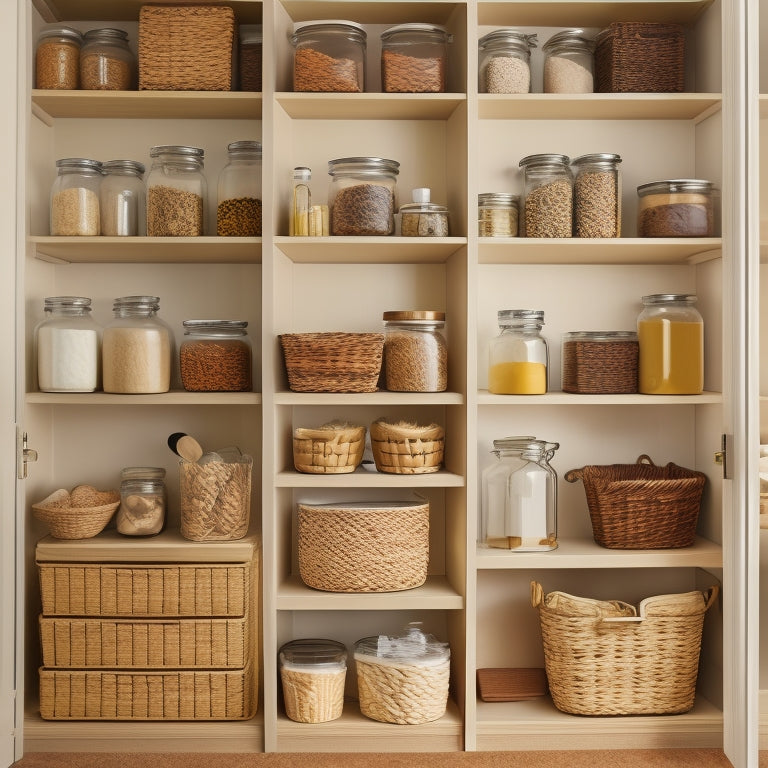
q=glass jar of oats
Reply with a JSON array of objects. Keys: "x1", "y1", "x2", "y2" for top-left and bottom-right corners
[
  {"x1": 50, "y1": 158, "x2": 103, "y2": 236},
  {"x1": 80, "y1": 27, "x2": 136, "y2": 90},
  {"x1": 571, "y1": 152, "x2": 622, "y2": 238},
  {"x1": 35, "y1": 25, "x2": 83, "y2": 89},
  {"x1": 383, "y1": 310, "x2": 447, "y2": 392},
  {"x1": 519, "y1": 154, "x2": 573, "y2": 238}
]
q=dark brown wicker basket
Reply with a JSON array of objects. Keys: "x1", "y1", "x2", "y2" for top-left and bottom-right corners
[
  {"x1": 565, "y1": 454, "x2": 705, "y2": 549},
  {"x1": 595, "y1": 22, "x2": 685, "y2": 93}
]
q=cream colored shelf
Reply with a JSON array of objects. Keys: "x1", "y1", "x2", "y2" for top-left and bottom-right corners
[
  {"x1": 274, "y1": 391, "x2": 464, "y2": 405},
  {"x1": 478, "y1": 390, "x2": 723, "y2": 405},
  {"x1": 274, "y1": 236, "x2": 466, "y2": 263},
  {"x1": 275, "y1": 468, "x2": 465, "y2": 487},
  {"x1": 276, "y1": 93, "x2": 466, "y2": 121},
  {"x1": 32, "y1": 0, "x2": 262, "y2": 23},
  {"x1": 26, "y1": 391, "x2": 262, "y2": 405}
]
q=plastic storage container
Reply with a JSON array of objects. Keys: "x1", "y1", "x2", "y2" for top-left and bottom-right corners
[
  {"x1": 80, "y1": 27, "x2": 136, "y2": 90},
  {"x1": 542, "y1": 29, "x2": 595, "y2": 93},
  {"x1": 50, "y1": 158, "x2": 102, "y2": 236},
  {"x1": 291, "y1": 21, "x2": 366, "y2": 92},
  {"x1": 216, "y1": 140, "x2": 262, "y2": 236},
  {"x1": 380, "y1": 23, "x2": 452, "y2": 93},
  {"x1": 238, "y1": 24, "x2": 262, "y2": 91},
  {"x1": 35, "y1": 25, "x2": 83, "y2": 90},
  {"x1": 519, "y1": 154, "x2": 573, "y2": 238},
  {"x1": 561, "y1": 331, "x2": 638, "y2": 394},
  {"x1": 382, "y1": 310, "x2": 447, "y2": 392},
  {"x1": 637, "y1": 179, "x2": 715, "y2": 237},
  {"x1": 180, "y1": 320, "x2": 252, "y2": 392},
  {"x1": 478, "y1": 192, "x2": 519, "y2": 237},
  {"x1": 478, "y1": 29, "x2": 537, "y2": 93},
  {"x1": 488, "y1": 309, "x2": 548, "y2": 394},
  {"x1": 116, "y1": 466, "x2": 167, "y2": 537},
  {"x1": 398, "y1": 188, "x2": 449, "y2": 237},
  {"x1": 572, "y1": 153, "x2": 622, "y2": 238},
  {"x1": 100, "y1": 159, "x2": 145, "y2": 236}
]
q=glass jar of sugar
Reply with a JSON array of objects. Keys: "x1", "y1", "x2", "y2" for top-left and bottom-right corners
[
  {"x1": 542, "y1": 30, "x2": 595, "y2": 94},
  {"x1": 50, "y1": 158, "x2": 103, "y2": 236},
  {"x1": 100, "y1": 159, "x2": 145, "y2": 236},
  {"x1": 478, "y1": 29, "x2": 537, "y2": 94}
]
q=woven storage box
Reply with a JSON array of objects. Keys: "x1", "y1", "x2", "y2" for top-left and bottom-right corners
[
  {"x1": 595, "y1": 22, "x2": 685, "y2": 93},
  {"x1": 138, "y1": 5, "x2": 235, "y2": 91},
  {"x1": 531, "y1": 581, "x2": 718, "y2": 715},
  {"x1": 297, "y1": 501, "x2": 429, "y2": 592},
  {"x1": 370, "y1": 418, "x2": 445, "y2": 474},
  {"x1": 32, "y1": 486, "x2": 120, "y2": 540},
  {"x1": 279, "y1": 332, "x2": 384, "y2": 393},
  {"x1": 293, "y1": 422, "x2": 366, "y2": 474},
  {"x1": 565, "y1": 454, "x2": 706, "y2": 549}
]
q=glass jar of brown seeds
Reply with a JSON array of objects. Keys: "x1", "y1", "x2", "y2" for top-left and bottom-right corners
[
  {"x1": 383, "y1": 310, "x2": 447, "y2": 392},
  {"x1": 571, "y1": 153, "x2": 622, "y2": 238},
  {"x1": 80, "y1": 28, "x2": 136, "y2": 90},
  {"x1": 217, "y1": 141, "x2": 262, "y2": 236},
  {"x1": 35, "y1": 25, "x2": 83, "y2": 90},
  {"x1": 519, "y1": 153, "x2": 573, "y2": 238},
  {"x1": 291, "y1": 21, "x2": 366, "y2": 92},
  {"x1": 180, "y1": 320, "x2": 252, "y2": 392}
]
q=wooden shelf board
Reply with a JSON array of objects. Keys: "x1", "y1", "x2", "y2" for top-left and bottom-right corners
[
  {"x1": 275, "y1": 468, "x2": 464, "y2": 487},
  {"x1": 273, "y1": 390, "x2": 464, "y2": 405},
  {"x1": 274, "y1": 237, "x2": 466, "y2": 263},
  {"x1": 276, "y1": 93, "x2": 466, "y2": 120},
  {"x1": 478, "y1": 390, "x2": 722, "y2": 405},
  {"x1": 279, "y1": 2, "x2": 460, "y2": 26},
  {"x1": 26, "y1": 391, "x2": 262, "y2": 406}
]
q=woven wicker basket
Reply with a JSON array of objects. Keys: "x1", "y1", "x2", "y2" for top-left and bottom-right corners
[
  {"x1": 293, "y1": 422, "x2": 366, "y2": 474},
  {"x1": 32, "y1": 486, "x2": 120, "y2": 540},
  {"x1": 531, "y1": 581, "x2": 718, "y2": 716},
  {"x1": 281, "y1": 666, "x2": 346, "y2": 723},
  {"x1": 297, "y1": 501, "x2": 429, "y2": 592},
  {"x1": 370, "y1": 418, "x2": 445, "y2": 474},
  {"x1": 565, "y1": 454, "x2": 706, "y2": 549},
  {"x1": 138, "y1": 5, "x2": 235, "y2": 91}
]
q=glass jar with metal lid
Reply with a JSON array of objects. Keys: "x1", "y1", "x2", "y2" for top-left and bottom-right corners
[
  {"x1": 383, "y1": 310, "x2": 447, "y2": 392},
  {"x1": 217, "y1": 141, "x2": 263, "y2": 236},
  {"x1": 146, "y1": 145, "x2": 206, "y2": 236},
  {"x1": 519, "y1": 153, "x2": 573, "y2": 238},
  {"x1": 380, "y1": 23, "x2": 453, "y2": 93},
  {"x1": 80, "y1": 27, "x2": 136, "y2": 90},
  {"x1": 571, "y1": 153, "x2": 622, "y2": 238},
  {"x1": 637, "y1": 179, "x2": 715, "y2": 237},
  {"x1": 478, "y1": 29, "x2": 537, "y2": 94},
  {"x1": 291, "y1": 20, "x2": 366, "y2": 92},
  {"x1": 542, "y1": 29, "x2": 595, "y2": 94},
  {"x1": 489, "y1": 309, "x2": 548, "y2": 394},
  {"x1": 35, "y1": 25, "x2": 83, "y2": 89},
  {"x1": 328, "y1": 156, "x2": 399, "y2": 235},
  {"x1": 180, "y1": 320, "x2": 252, "y2": 392},
  {"x1": 478, "y1": 192, "x2": 519, "y2": 237},
  {"x1": 561, "y1": 331, "x2": 638, "y2": 393},
  {"x1": 399, "y1": 188, "x2": 449, "y2": 237},
  {"x1": 117, "y1": 466, "x2": 167, "y2": 536},
  {"x1": 50, "y1": 158, "x2": 102, "y2": 236},
  {"x1": 100, "y1": 159, "x2": 145, "y2": 236},
  {"x1": 238, "y1": 24, "x2": 263, "y2": 91}
]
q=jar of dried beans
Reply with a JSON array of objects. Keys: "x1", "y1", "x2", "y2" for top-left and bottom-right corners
[
  {"x1": 478, "y1": 29, "x2": 537, "y2": 94},
  {"x1": 478, "y1": 192, "x2": 519, "y2": 237},
  {"x1": 637, "y1": 179, "x2": 716, "y2": 237},
  {"x1": 571, "y1": 153, "x2": 621, "y2": 238},
  {"x1": 50, "y1": 158, "x2": 102, "y2": 236},
  {"x1": 80, "y1": 27, "x2": 136, "y2": 90},
  {"x1": 542, "y1": 30, "x2": 595, "y2": 94},
  {"x1": 328, "y1": 156, "x2": 399, "y2": 235},
  {"x1": 380, "y1": 23, "x2": 453, "y2": 93},
  {"x1": 291, "y1": 21, "x2": 366, "y2": 93},
  {"x1": 180, "y1": 320, "x2": 252, "y2": 392},
  {"x1": 100, "y1": 159, "x2": 145, "y2": 236},
  {"x1": 35, "y1": 25, "x2": 83, "y2": 90},
  {"x1": 383, "y1": 310, "x2": 447, "y2": 392},
  {"x1": 519, "y1": 153, "x2": 573, "y2": 238},
  {"x1": 217, "y1": 141, "x2": 262, "y2": 236}
]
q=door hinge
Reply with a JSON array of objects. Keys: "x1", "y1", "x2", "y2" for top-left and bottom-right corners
[
  {"x1": 16, "y1": 429, "x2": 37, "y2": 480},
  {"x1": 713, "y1": 433, "x2": 730, "y2": 479}
]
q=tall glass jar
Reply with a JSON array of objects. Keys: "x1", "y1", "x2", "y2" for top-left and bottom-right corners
[
  {"x1": 481, "y1": 437, "x2": 559, "y2": 551},
  {"x1": 116, "y1": 466, "x2": 167, "y2": 536},
  {"x1": 380, "y1": 23, "x2": 453, "y2": 93},
  {"x1": 478, "y1": 29, "x2": 537, "y2": 94},
  {"x1": 488, "y1": 309, "x2": 548, "y2": 394},
  {"x1": 217, "y1": 141, "x2": 263, "y2": 236},
  {"x1": 146, "y1": 145, "x2": 206, "y2": 236},
  {"x1": 80, "y1": 27, "x2": 136, "y2": 90},
  {"x1": 542, "y1": 29, "x2": 595, "y2": 94},
  {"x1": 35, "y1": 25, "x2": 83, "y2": 90},
  {"x1": 383, "y1": 310, "x2": 447, "y2": 392},
  {"x1": 50, "y1": 158, "x2": 102, "y2": 236},
  {"x1": 238, "y1": 24, "x2": 263, "y2": 91},
  {"x1": 36, "y1": 296, "x2": 101, "y2": 393},
  {"x1": 478, "y1": 192, "x2": 519, "y2": 237},
  {"x1": 571, "y1": 152, "x2": 622, "y2": 238},
  {"x1": 180, "y1": 320, "x2": 252, "y2": 392},
  {"x1": 102, "y1": 296, "x2": 173, "y2": 393},
  {"x1": 519, "y1": 153, "x2": 573, "y2": 238},
  {"x1": 100, "y1": 159, "x2": 145, "y2": 236},
  {"x1": 637, "y1": 294, "x2": 703, "y2": 394},
  {"x1": 291, "y1": 21, "x2": 366, "y2": 93},
  {"x1": 328, "y1": 156, "x2": 399, "y2": 235}
]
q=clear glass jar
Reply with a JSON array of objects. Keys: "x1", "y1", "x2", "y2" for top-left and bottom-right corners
[
  {"x1": 328, "y1": 156, "x2": 400, "y2": 235},
  {"x1": 217, "y1": 141, "x2": 262, "y2": 236},
  {"x1": 383, "y1": 310, "x2": 447, "y2": 392},
  {"x1": 398, "y1": 188, "x2": 449, "y2": 237},
  {"x1": 478, "y1": 192, "x2": 519, "y2": 237},
  {"x1": 290, "y1": 166, "x2": 312, "y2": 236},
  {"x1": 571, "y1": 153, "x2": 622, "y2": 238},
  {"x1": 36, "y1": 296, "x2": 101, "y2": 393},
  {"x1": 637, "y1": 179, "x2": 716, "y2": 237},
  {"x1": 102, "y1": 296, "x2": 173, "y2": 394},
  {"x1": 180, "y1": 320, "x2": 252, "y2": 392},
  {"x1": 291, "y1": 20, "x2": 366, "y2": 93},
  {"x1": 80, "y1": 27, "x2": 136, "y2": 90},
  {"x1": 100, "y1": 159, "x2": 145, "y2": 236},
  {"x1": 488, "y1": 309, "x2": 548, "y2": 394},
  {"x1": 146, "y1": 145, "x2": 206, "y2": 236},
  {"x1": 117, "y1": 466, "x2": 167, "y2": 536},
  {"x1": 478, "y1": 29, "x2": 537, "y2": 94},
  {"x1": 481, "y1": 436, "x2": 559, "y2": 550},
  {"x1": 519, "y1": 153, "x2": 573, "y2": 238},
  {"x1": 380, "y1": 23, "x2": 453, "y2": 93},
  {"x1": 238, "y1": 24, "x2": 262, "y2": 91},
  {"x1": 637, "y1": 294, "x2": 703, "y2": 394},
  {"x1": 50, "y1": 158, "x2": 102, "y2": 236},
  {"x1": 542, "y1": 29, "x2": 595, "y2": 94},
  {"x1": 561, "y1": 330, "x2": 638, "y2": 394},
  {"x1": 35, "y1": 25, "x2": 83, "y2": 90}
]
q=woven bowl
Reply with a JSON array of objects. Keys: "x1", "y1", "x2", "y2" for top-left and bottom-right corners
[
  {"x1": 33, "y1": 485, "x2": 120, "y2": 540},
  {"x1": 370, "y1": 418, "x2": 445, "y2": 474},
  {"x1": 293, "y1": 422, "x2": 366, "y2": 474}
]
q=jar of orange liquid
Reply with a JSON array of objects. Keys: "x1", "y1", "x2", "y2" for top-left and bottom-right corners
[
  {"x1": 637, "y1": 294, "x2": 703, "y2": 394},
  {"x1": 488, "y1": 309, "x2": 548, "y2": 394}
]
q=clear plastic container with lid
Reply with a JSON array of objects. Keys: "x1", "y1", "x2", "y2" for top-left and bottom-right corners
[
  {"x1": 561, "y1": 331, "x2": 638, "y2": 393},
  {"x1": 100, "y1": 159, "x2": 145, "y2": 236},
  {"x1": 398, "y1": 188, "x2": 449, "y2": 237},
  {"x1": 50, "y1": 158, "x2": 102, "y2": 236},
  {"x1": 117, "y1": 466, "x2": 167, "y2": 537},
  {"x1": 488, "y1": 309, "x2": 548, "y2": 394},
  {"x1": 478, "y1": 192, "x2": 519, "y2": 237},
  {"x1": 35, "y1": 25, "x2": 83, "y2": 89},
  {"x1": 380, "y1": 23, "x2": 453, "y2": 93},
  {"x1": 383, "y1": 310, "x2": 447, "y2": 392},
  {"x1": 478, "y1": 29, "x2": 537, "y2": 94},
  {"x1": 291, "y1": 21, "x2": 366, "y2": 93},
  {"x1": 519, "y1": 153, "x2": 573, "y2": 238},
  {"x1": 217, "y1": 141, "x2": 262, "y2": 236},
  {"x1": 238, "y1": 24, "x2": 262, "y2": 91},
  {"x1": 146, "y1": 145, "x2": 206, "y2": 236},
  {"x1": 328, "y1": 156, "x2": 399, "y2": 235},
  {"x1": 637, "y1": 179, "x2": 716, "y2": 237},
  {"x1": 542, "y1": 29, "x2": 595, "y2": 93},
  {"x1": 80, "y1": 27, "x2": 136, "y2": 90},
  {"x1": 180, "y1": 320, "x2": 252, "y2": 392},
  {"x1": 571, "y1": 153, "x2": 622, "y2": 238}
]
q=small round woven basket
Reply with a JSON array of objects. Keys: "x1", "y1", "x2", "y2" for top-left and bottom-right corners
[
  {"x1": 32, "y1": 485, "x2": 120, "y2": 539},
  {"x1": 370, "y1": 418, "x2": 444, "y2": 474},
  {"x1": 293, "y1": 422, "x2": 366, "y2": 474},
  {"x1": 281, "y1": 666, "x2": 346, "y2": 723}
]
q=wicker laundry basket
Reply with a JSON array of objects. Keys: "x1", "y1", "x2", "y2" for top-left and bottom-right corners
[
  {"x1": 293, "y1": 422, "x2": 366, "y2": 473},
  {"x1": 370, "y1": 418, "x2": 445, "y2": 474}
]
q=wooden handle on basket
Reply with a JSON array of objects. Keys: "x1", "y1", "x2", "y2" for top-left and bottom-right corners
[
  {"x1": 564, "y1": 468, "x2": 583, "y2": 483},
  {"x1": 636, "y1": 454, "x2": 654, "y2": 465}
]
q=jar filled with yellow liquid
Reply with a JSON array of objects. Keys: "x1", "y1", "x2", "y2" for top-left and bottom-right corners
[
  {"x1": 637, "y1": 294, "x2": 703, "y2": 394},
  {"x1": 488, "y1": 309, "x2": 548, "y2": 394}
]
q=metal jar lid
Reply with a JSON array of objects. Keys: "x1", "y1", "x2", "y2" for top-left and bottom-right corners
[
  {"x1": 519, "y1": 153, "x2": 571, "y2": 169},
  {"x1": 83, "y1": 28, "x2": 130, "y2": 44},
  {"x1": 478, "y1": 29, "x2": 538, "y2": 52},
  {"x1": 636, "y1": 179, "x2": 714, "y2": 196},
  {"x1": 542, "y1": 29, "x2": 595, "y2": 53},
  {"x1": 55, "y1": 158, "x2": 102, "y2": 172},
  {"x1": 279, "y1": 638, "x2": 347, "y2": 667},
  {"x1": 149, "y1": 145, "x2": 204, "y2": 159},
  {"x1": 38, "y1": 25, "x2": 83, "y2": 44},
  {"x1": 498, "y1": 309, "x2": 544, "y2": 324},
  {"x1": 381, "y1": 23, "x2": 453, "y2": 43},
  {"x1": 101, "y1": 159, "x2": 145, "y2": 177},
  {"x1": 291, "y1": 20, "x2": 367, "y2": 43},
  {"x1": 183, "y1": 320, "x2": 249, "y2": 336},
  {"x1": 328, "y1": 156, "x2": 400, "y2": 177},
  {"x1": 571, "y1": 153, "x2": 622, "y2": 168},
  {"x1": 479, "y1": 192, "x2": 519, "y2": 207},
  {"x1": 227, "y1": 140, "x2": 262, "y2": 155},
  {"x1": 562, "y1": 330, "x2": 638, "y2": 342},
  {"x1": 641, "y1": 293, "x2": 697, "y2": 305}
]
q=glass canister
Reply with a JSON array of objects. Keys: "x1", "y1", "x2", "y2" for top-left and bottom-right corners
[
  {"x1": 383, "y1": 310, "x2": 447, "y2": 392},
  {"x1": 542, "y1": 29, "x2": 595, "y2": 94},
  {"x1": 291, "y1": 20, "x2": 366, "y2": 93},
  {"x1": 35, "y1": 25, "x2": 83, "y2": 90},
  {"x1": 488, "y1": 309, "x2": 548, "y2": 394},
  {"x1": 399, "y1": 188, "x2": 449, "y2": 237},
  {"x1": 116, "y1": 466, "x2": 167, "y2": 536},
  {"x1": 180, "y1": 320, "x2": 252, "y2": 392},
  {"x1": 637, "y1": 294, "x2": 703, "y2": 394},
  {"x1": 100, "y1": 159, "x2": 145, "y2": 236},
  {"x1": 50, "y1": 158, "x2": 102, "y2": 236},
  {"x1": 478, "y1": 192, "x2": 519, "y2": 237},
  {"x1": 279, "y1": 639, "x2": 347, "y2": 723},
  {"x1": 380, "y1": 23, "x2": 453, "y2": 93},
  {"x1": 328, "y1": 156, "x2": 400, "y2": 235},
  {"x1": 571, "y1": 153, "x2": 622, "y2": 238},
  {"x1": 478, "y1": 29, "x2": 537, "y2": 94},
  {"x1": 102, "y1": 296, "x2": 173, "y2": 394},
  {"x1": 637, "y1": 179, "x2": 716, "y2": 237},
  {"x1": 519, "y1": 153, "x2": 573, "y2": 238},
  {"x1": 238, "y1": 24, "x2": 262, "y2": 91},
  {"x1": 561, "y1": 331, "x2": 638, "y2": 394},
  {"x1": 80, "y1": 27, "x2": 136, "y2": 90},
  {"x1": 146, "y1": 145, "x2": 206, "y2": 237},
  {"x1": 36, "y1": 296, "x2": 101, "y2": 393},
  {"x1": 217, "y1": 140, "x2": 263, "y2": 236},
  {"x1": 481, "y1": 436, "x2": 559, "y2": 551}
]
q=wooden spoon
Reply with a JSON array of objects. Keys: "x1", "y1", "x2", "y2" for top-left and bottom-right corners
[{"x1": 168, "y1": 432, "x2": 204, "y2": 463}]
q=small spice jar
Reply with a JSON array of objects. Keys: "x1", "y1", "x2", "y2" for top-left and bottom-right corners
[
  {"x1": 383, "y1": 310, "x2": 447, "y2": 392},
  {"x1": 380, "y1": 23, "x2": 453, "y2": 93},
  {"x1": 328, "y1": 156, "x2": 399, "y2": 235},
  {"x1": 478, "y1": 192, "x2": 519, "y2": 237},
  {"x1": 291, "y1": 21, "x2": 366, "y2": 93},
  {"x1": 217, "y1": 141, "x2": 263, "y2": 236},
  {"x1": 637, "y1": 179, "x2": 716, "y2": 237},
  {"x1": 36, "y1": 296, "x2": 101, "y2": 393},
  {"x1": 399, "y1": 188, "x2": 449, "y2": 237},
  {"x1": 561, "y1": 331, "x2": 638, "y2": 394},
  {"x1": 571, "y1": 153, "x2": 622, "y2": 238},
  {"x1": 116, "y1": 466, "x2": 167, "y2": 537},
  {"x1": 180, "y1": 320, "x2": 252, "y2": 392},
  {"x1": 80, "y1": 27, "x2": 136, "y2": 90},
  {"x1": 542, "y1": 29, "x2": 595, "y2": 94},
  {"x1": 100, "y1": 159, "x2": 145, "y2": 236},
  {"x1": 146, "y1": 145, "x2": 206, "y2": 236},
  {"x1": 488, "y1": 309, "x2": 548, "y2": 394},
  {"x1": 50, "y1": 158, "x2": 102, "y2": 236},
  {"x1": 35, "y1": 25, "x2": 83, "y2": 90},
  {"x1": 478, "y1": 29, "x2": 537, "y2": 94},
  {"x1": 238, "y1": 24, "x2": 262, "y2": 91},
  {"x1": 519, "y1": 154, "x2": 573, "y2": 238}
]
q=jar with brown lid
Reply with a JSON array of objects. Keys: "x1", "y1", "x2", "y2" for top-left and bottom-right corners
[
  {"x1": 561, "y1": 331, "x2": 638, "y2": 393},
  {"x1": 35, "y1": 25, "x2": 83, "y2": 90},
  {"x1": 80, "y1": 27, "x2": 136, "y2": 90},
  {"x1": 180, "y1": 320, "x2": 252, "y2": 392},
  {"x1": 383, "y1": 310, "x2": 447, "y2": 392}
]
